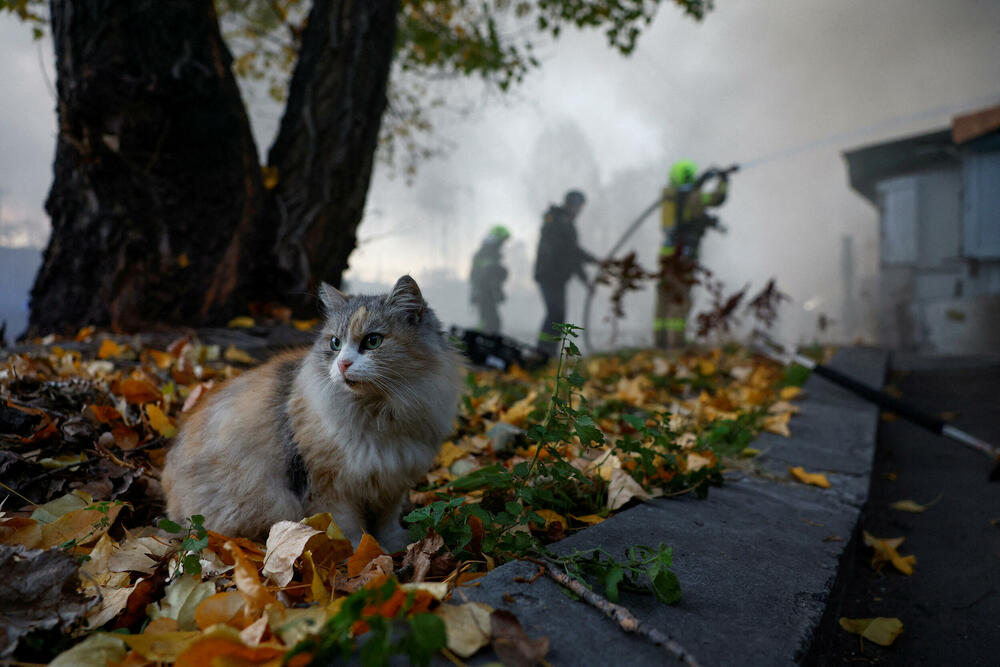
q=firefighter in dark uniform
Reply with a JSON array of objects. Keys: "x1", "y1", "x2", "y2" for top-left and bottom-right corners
[
  {"x1": 534, "y1": 190, "x2": 597, "y2": 357},
  {"x1": 469, "y1": 224, "x2": 510, "y2": 335},
  {"x1": 655, "y1": 159, "x2": 729, "y2": 349}
]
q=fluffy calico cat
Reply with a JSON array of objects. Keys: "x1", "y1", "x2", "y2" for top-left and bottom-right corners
[{"x1": 161, "y1": 275, "x2": 461, "y2": 549}]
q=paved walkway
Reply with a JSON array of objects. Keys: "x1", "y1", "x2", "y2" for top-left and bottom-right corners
[
  {"x1": 817, "y1": 354, "x2": 1000, "y2": 666},
  {"x1": 454, "y1": 347, "x2": 887, "y2": 666}
]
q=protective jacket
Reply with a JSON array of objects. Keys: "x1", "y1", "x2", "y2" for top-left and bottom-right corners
[
  {"x1": 660, "y1": 180, "x2": 728, "y2": 258},
  {"x1": 534, "y1": 205, "x2": 596, "y2": 284},
  {"x1": 470, "y1": 240, "x2": 508, "y2": 305}
]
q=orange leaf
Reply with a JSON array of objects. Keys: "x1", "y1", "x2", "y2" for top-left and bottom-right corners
[
  {"x1": 117, "y1": 377, "x2": 162, "y2": 404},
  {"x1": 147, "y1": 349, "x2": 174, "y2": 370},
  {"x1": 98, "y1": 339, "x2": 128, "y2": 359},
  {"x1": 195, "y1": 591, "x2": 250, "y2": 630},
  {"x1": 174, "y1": 636, "x2": 284, "y2": 667},
  {"x1": 225, "y1": 541, "x2": 278, "y2": 617},
  {"x1": 87, "y1": 404, "x2": 122, "y2": 424},
  {"x1": 347, "y1": 534, "x2": 385, "y2": 577},
  {"x1": 112, "y1": 425, "x2": 140, "y2": 450}
]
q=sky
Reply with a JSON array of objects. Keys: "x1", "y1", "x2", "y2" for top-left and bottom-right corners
[{"x1": 2, "y1": 0, "x2": 1000, "y2": 346}]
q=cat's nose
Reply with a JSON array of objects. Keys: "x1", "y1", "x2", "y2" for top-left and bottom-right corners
[{"x1": 337, "y1": 359, "x2": 353, "y2": 375}]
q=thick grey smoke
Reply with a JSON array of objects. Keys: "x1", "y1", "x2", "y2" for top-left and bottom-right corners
[{"x1": 1, "y1": 1, "x2": 998, "y2": 347}]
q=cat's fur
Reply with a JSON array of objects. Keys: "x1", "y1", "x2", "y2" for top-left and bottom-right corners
[{"x1": 161, "y1": 275, "x2": 461, "y2": 549}]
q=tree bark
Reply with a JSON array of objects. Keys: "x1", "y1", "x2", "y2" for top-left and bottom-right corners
[
  {"x1": 29, "y1": 0, "x2": 266, "y2": 334},
  {"x1": 265, "y1": 0, "x2": 399, "y2": 309}
]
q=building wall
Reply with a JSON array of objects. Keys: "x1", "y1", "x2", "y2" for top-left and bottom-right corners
[{"x1": 875, "y1": 156, "x2": 1000, "y2": 353}]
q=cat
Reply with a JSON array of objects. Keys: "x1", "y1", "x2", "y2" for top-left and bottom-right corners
[{"x1": 161, "y1": 275, "x2": 462, "y2": 550}]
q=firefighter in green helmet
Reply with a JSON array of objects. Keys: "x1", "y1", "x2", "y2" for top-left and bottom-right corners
[
  {"x1": 655, "y1": 160, "x2": 731, "y2": 349},
  {"x1": 470, "y1": 224, "x2": 511, "y2": 335}
]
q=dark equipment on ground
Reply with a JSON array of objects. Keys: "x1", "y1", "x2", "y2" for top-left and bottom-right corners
[
  {"x1": 753, "y1": 334, "x2": 1000, "y2": 481},
  {"x1": 450, "y1": 326, "x2": 550, "y2": 371}
]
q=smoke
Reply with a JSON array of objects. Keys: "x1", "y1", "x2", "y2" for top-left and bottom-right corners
[
  {"x1": 350, "y1": 0, "x2": 1000, "y2": 349},
  {"x1": 2, "y1": 1, "x2": 998, "y2": 348}
]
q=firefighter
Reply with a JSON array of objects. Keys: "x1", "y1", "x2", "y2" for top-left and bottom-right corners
[
  {"x1": 655, "y1": 160, "x2": 729, "y2": 349},
  {"x1": 470, "y1": 224, "x2": 510, "y2": 335},
  {"x1": 534, "y1": 190, "x2": 597, "y2": 357}
]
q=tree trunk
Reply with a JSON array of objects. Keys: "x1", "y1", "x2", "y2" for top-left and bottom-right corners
[
  {"x1": 29, "y1": 0, "x2": 266, "y2": 334},
  {"x1": 265, "y1": 0, "x2": 399, "y2": 309}
]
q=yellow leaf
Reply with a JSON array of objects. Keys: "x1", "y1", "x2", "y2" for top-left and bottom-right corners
[
  {"x1": 146, "y1": 403, "x2": 177, "y2": 438},
  {"x1": 570, "y1": 513, "x2": 606, "y2": 526},
  {"x1": 764, "y1": 411, "x2": 792, "y2": 437},
  {"x1": 779, "y1": 386, "x2": 802, "y2": 400},
  {"x1": 148, "y1": 349, "x2": 174, "y2": 370},
  {"x1": 838, "y1": 617, "x2": 904, "y2": 646},
  {"x1": 223, "y1": 344, "x2": 257, "y2": 364},
  {"x1": 436, "y1": 441, "x2": 468, "y2": 468},
  {"x1": 501, "y1": 390, "x2": 538, "y2": 427},
  {"x1": 698, "y1": 359, "x2": 716, "y2": 375},
  {"x1": 889, "y1": 499, "x2": 926, "y2": 513},
  {"x1": 292, "y1": 318, "x2": 319, "y2": 331},
  {"x1": 227, "y1": 316, "x2": 256, "y2": 328},
  {"x1": 97, "y1": 338, "x2": 127, "y2": 359},
  {"x1": 863, "y1": 531, "x2": 916, "y2": 575},
  {"x1": 533, "y1": 509, "x2": 568, "y2": 529},
  {"x1": 788, "y1": 466, "x2": 831, "y2": 489},
  {"x1": 889, "y1": 494, "x2": 941, "y2": 513}
]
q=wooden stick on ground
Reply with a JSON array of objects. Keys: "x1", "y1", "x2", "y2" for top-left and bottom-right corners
[{"x1": 526, "y1": 558, "x2": 702, "y2": 667}]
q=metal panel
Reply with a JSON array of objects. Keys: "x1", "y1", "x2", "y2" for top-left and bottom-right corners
[
  {"x1": 915, "y1": 169, "x2": 962, "y2": 267},
  {"x1": 878, "y1": 177, "x2": 918, "y2": 265},
  {"x1": 963, "y1": 151, "x2": 1000, "y2": 258}
]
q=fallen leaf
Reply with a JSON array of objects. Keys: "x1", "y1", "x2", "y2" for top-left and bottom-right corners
[
  {"x1": 436, "y1": 441, "x2": 468, "y2": 468},
  {"x1": 49, "y1": 632, "x2": 127, "y2": 667},
  {"x1": 436, "y1": 602, "x2": 494, "y2": 658},
  {"x1": 0, "y1": 516, "x2": 42, "y2": 548},
  {"x1": 491, "y1": 609, "x2": 549, "y2": 667},
  {"x1": 532, "y1": 509, "x2": 568, "y2": 530},
  {"x1": 146, "y1": 403, "x2": 177, "y2": 438},
  {"x1": 607, "y1": 467, "x2": 651, "y2": 511},
  {"x1": 788, "y1": 466, "x2": 831, "y2": 489},
  {"x1": 863, "y1": 531, "x2": 916, "y2": 575},
  {"x1": 261, "y1": 520, "x2": 325, "y2": 587},
  {"x1": 779, "y1": 386, "x2": 802, "y2": 400},
  {"x1": 194, "y1": 591, "x2": 250, "y2": 631},
  {"x1": 227, "y1": 316, "x2": 255, "y2": 328},
  {"x1": 292, "y1": 319, "x2": 319, "y2": 331},
  {"x1": 764, "y1": 411, "x2": 792, "y2": 437},
  {"x1": 889, "y1": 494, "x2": 942, "y2": 513},
  {"x1": 223, "y1": 345, "x2": 256, "y2": 364},
  {"x1": 838, "y1": 617, "x2": 904, "y2": 646},
  {"x1": 401, "y1": 530, "x2": 445, "y2": 583},
  {"x1": 147, "y1": 573, "x2": 217, "y2": 631},
  {"x1": 226, "y1": 541, "x2": 278, "y2": 616},
  {"x1": 97, "y1": 339, "x2": 128, "y2": 360},
  {"x1": 346, "y1": 534, "x2": 385, "y2": 577},
  {"x1": 0, "y1": 545, "x2": 94, "y2": 658},
  {"x1": 569, "y1": 513, "x2": 606, "y2": 526},
  {"x1": 116, "y1": 377, "x2": 162, "y2": 404},
  {"x1": 117, "y1": 631, "x2": 201, "y2": 663},
  {"x1": 501, "y1": 391, "x2": 538, "y2": 427}
]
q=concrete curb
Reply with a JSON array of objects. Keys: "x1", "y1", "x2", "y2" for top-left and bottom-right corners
[{"x1": 450, "y1": 346, "x2": 887, "y2": 666}]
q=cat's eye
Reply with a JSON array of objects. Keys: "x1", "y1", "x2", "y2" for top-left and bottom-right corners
[
  {"x1": 330, "y1": 336, "x2": 342, "y2": 351},
  {"x1": 362, "y1": 333, "x2": 383, "y2": 350}
]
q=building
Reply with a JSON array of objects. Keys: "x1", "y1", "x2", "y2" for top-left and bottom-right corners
[{"x1": 843, "y1": 105, "x2": 1000, "y2": 353}]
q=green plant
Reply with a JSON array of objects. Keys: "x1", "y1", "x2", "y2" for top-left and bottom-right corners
[
  {"x1": 284, "y1": 578, "x2": 445, "y2": 667},
  {"x1": 158, "y1": 514, "x2": 209, "y2": 575}
]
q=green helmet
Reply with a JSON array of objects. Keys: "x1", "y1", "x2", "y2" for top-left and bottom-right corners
[
  {"x1": 669, "y1": 159, "x2": 699, "y2": 186},
  {"x1": 488, "y1": 224, "x2": 510, "y2": 241}
]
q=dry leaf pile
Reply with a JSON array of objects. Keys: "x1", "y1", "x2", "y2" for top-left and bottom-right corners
[{"x1": 1, "y1": 329, "x2": 806, "y2": 665}]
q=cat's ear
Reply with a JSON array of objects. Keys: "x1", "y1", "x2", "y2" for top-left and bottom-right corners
[
  {"x1": 318, "y1": 282, "x2": 349, "y2": 313},
  {"x1": 387, "y1": 275, "x2": 424, "y2": 323}
]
